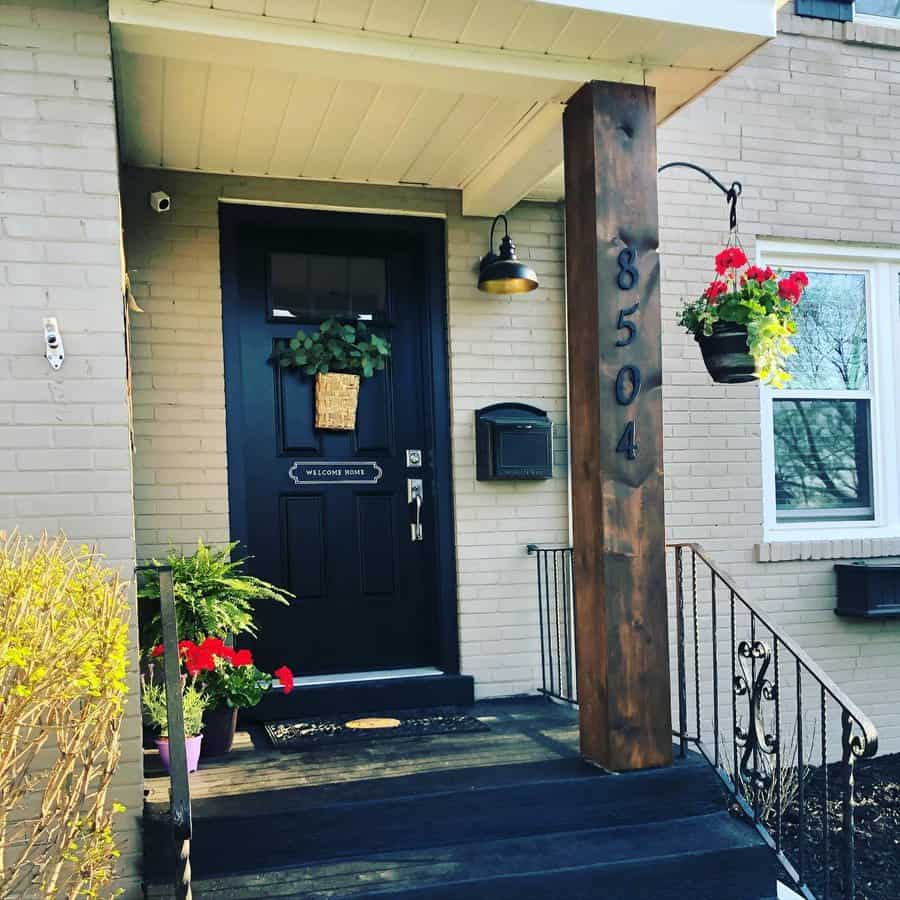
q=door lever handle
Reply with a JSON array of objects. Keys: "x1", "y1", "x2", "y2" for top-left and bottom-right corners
[{"x1": 408, "y1": 478, "x2": 423, "y2": 542}]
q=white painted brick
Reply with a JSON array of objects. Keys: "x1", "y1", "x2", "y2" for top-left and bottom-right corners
[{"x1": 0, "y1": 3, "x2": 140, "y2": 892}]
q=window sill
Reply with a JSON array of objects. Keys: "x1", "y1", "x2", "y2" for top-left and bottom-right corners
[{"x1": 755, "y1": 537, "x2": 900, "y2": 563}]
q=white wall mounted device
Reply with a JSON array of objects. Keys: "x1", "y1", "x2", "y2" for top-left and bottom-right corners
[{"x1": 43, "y1": 317, "x2": 64, "y2": 370}]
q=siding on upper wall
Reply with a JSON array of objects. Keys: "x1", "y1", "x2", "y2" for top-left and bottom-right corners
[
  {"x1": 657, "y1": 2, "x2": 900, "y2": 753},
  {"x1": 122, "y1": 173, "x2": 568, "y2": 700},
  {"x1": 0, "y1": 0, "x2": 142, "y2": 893}
]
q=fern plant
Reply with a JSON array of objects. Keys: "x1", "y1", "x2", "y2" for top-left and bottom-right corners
[{"x1": 138, "y1": 539, "x2": 292, "y2": 648}]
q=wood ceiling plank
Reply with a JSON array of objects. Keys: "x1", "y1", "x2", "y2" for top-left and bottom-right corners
[
  {"x1": 264, "y1": 0, "x2": 317, "y2": 20},
  {"x1": 302, "y1": 79, "x2": 380, "y2": 179},
  {"x1": 267, "y1": 74, "x2": 339, "y2": 177},
  {"x1": 213, "y1": 0, "x2": 266, "y2": 13},
  {"x1": 546, "y1": 9, "x2": 618, "y2": 59},
  {"x1": 459, "y1": 0, "x2": 527, "y2": 48},
  {"x1": 411, "y1": 0, "x2": 479, "y2": 42},
  {"x1": 364, "y1": 0, "x2": 426, "y2": 36},
  {"x1": 430, "y1": 97, "x2": 537, "y2": 188},
  {"x1": 161, "y1": 57, "x2": 208, "y2": 170},
  {"x1": 116, "y1": 52, "x2": 163, "y2": 167},
  {"x1": 315, "y1": 0, "x2": 371, "y2": 29},
  {"x1": 197, "y1": 64, "x2": 253, "y2": 173},
  {"x1": 232, "y1": 69, "x2": 294, "y2": 175},
  {"x1": 401, "y1": 92, "x2": 496, "y2": 185},
  {"x1": 502, "y1": 3, "x2": 573, "y2": 54},
  {"x1": 336, "y1": 82, "x2": 421, "y2": 182},
  {"x1": 374, "y1": 88, "x2": 459, "y2": 183}
]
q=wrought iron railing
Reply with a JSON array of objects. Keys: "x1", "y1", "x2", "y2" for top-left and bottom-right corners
[
  {"x1": 669, "y1": 543, "x2": 878, "y2": 900},
  {"x1": 137, "y1": 564, "x2": 193, "y2": 900},
  {"x1": 528, "y1": 541, "x2": 879, "y2": 899},
  {"x1": 527, "y1": 545, "x2": 576, "y2": 703}
]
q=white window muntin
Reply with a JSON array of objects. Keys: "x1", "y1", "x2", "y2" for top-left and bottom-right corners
[{"x1": 758, "y1": 242, "x2": 900, "y2": 542}]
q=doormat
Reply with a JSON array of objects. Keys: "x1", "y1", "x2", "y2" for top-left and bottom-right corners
[{"x1": 263, "y1": 707, "x2": 489, "y2": 751}]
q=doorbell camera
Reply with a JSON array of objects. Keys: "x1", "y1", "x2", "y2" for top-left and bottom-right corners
[
  {"x1": 149, "y1": 191, "x2": 171, "y2": 213},
  {"x1": 43, "y1": 317, "x2": 64, "y2": 370}
]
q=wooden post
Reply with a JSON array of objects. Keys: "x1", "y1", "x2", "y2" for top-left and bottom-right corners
[{"x1": 563, "y1": 81, "x2": 672, "y2": 771}]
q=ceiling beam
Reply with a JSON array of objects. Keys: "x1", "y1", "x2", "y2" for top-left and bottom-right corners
[
  {"x1": 462, "y1": 104, "x2": 564, "y2": 218},
  {"x1": 109, "y1": 0, "x2": 644, "y2": 103}
]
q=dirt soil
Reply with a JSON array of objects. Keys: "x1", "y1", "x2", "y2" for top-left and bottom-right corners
[{"x1": 767, "y1": 752, "x2": 900, "y2": 900}]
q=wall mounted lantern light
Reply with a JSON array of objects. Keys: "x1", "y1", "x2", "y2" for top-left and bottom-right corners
[{"x1": 477, "y1": 214, "x2": 539, "y2": 295}]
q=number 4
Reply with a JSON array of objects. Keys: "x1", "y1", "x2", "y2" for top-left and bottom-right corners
[{"x1": 616, "y1": 421, "x2": 638, "y2": 460}]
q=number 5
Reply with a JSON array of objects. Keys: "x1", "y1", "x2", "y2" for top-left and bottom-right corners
[{"x1": 615, "y1": 303, "x2": 639, "y2": 347}]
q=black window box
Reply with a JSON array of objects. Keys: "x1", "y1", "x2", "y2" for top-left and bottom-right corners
[{"x1": 834, "y1": 562, "x2": 900, "y2": 619}]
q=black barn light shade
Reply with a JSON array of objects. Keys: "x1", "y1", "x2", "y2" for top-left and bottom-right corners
[{"x1": 477, "y1": 214, "x2": 539, "y2": 294}]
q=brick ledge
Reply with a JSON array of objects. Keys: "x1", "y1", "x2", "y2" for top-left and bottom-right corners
[{"x1": 755, "y1": 538, "x2": 900, "y2": 562}]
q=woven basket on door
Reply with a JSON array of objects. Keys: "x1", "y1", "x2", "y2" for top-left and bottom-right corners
[{"x1": 315, "y1": 372, "x2": 360, "y2": 431}]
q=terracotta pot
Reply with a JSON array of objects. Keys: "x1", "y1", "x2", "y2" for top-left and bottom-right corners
[
  {"x1": 155, "y1": 734, "x2": 202, "y2": 774},
  {"x1": 696, "y1": 322, "x2": 758, "y2": 384},
  {"x1": 201, "y1": 706, "x2": 238, "y2": 757}
]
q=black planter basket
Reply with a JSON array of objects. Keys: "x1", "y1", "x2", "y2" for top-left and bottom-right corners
[{"x1": 696, "y1": 322, "x2": 758, "y2": 384}]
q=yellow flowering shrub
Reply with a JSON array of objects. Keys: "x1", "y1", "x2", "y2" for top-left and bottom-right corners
[{"x1": 0, "y1": 533, "x2": 130, "y2": 899}]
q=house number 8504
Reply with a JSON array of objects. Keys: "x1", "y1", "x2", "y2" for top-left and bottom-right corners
[{"x1": 615, "y1": 247, "x2": 640, "y2": 460}]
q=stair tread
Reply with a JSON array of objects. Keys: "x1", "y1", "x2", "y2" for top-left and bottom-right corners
[
  {"x1": 156, "y1": 811, "x2": 769, "y2": 898},
  {"x1": 145, "y1": 763, "x2": 729, "y2": 882}
]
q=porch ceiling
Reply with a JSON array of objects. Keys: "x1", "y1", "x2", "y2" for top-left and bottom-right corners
[{"x1": 110, "y1": 0, "x2": 777, "y2": 216}]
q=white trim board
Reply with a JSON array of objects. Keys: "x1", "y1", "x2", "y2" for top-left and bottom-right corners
[{"x1": 284, "y1": 667, "x2": 443, "y2": 689}]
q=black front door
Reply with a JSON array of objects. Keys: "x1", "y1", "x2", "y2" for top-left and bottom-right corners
[{"x1": 220, "y1": 206, "x2": 455, "y2": 677}]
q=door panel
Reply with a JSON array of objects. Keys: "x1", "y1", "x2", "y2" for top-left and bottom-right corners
[{"x1": 221, "y1": 207, "x2": 452, "y2": 677}]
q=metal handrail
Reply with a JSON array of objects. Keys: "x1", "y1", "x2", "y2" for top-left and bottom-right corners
[
  {"x1": 137, "y1": 564, "x2": 193, "y2": 900},
  {"x1": 668, "y1": 542, "x2": 878, "y2": 900}
]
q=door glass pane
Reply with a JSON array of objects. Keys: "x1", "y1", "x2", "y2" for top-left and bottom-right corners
[
  {"x1": 856, "y1": 0, "x2": 900, "y2": 18},
  {"x1": 268, "y1": 252, "x2": 386, "y2": 322},
  {"x1": 773, "y1": 398, "x2": 873, "y2": 520},
  {"x1": 785, "y1": 271, "x2": 868, "y2": 390}
]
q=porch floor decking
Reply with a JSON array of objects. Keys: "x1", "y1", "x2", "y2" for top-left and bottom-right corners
[{"x1": 143, "y1": 698, "x2": 782, "y2": 899}]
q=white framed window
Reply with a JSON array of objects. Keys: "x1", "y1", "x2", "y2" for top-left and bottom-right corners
[
  {"x1": 758, "y1": 241, "x2": 900, "y2": 542},
  {"x1": 856, "y1": 0, "x2": 900, "y2": 25}
]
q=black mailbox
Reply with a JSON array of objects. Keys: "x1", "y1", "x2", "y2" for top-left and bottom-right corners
[{"x1": 475, "y1": 403, "x2": 552, "y2": 481}]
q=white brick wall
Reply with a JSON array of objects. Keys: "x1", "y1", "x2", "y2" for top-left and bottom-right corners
[
  {"x1": 122, "y1": 173, "x2": 569, "y2": 700},
  {"x1": 658, "y1": 3, "x2": 900, "y2": 754},
  {"x1": 0, "y1": 0, "x2": 141, "y2": 893}
]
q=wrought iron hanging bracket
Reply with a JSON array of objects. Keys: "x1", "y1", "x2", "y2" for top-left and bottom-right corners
[{"x1": 657, "y1": 161, "x2": 742, "y2": 231}]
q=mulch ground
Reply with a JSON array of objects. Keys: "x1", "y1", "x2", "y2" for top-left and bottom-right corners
[{"x1": 736, "y1": 752, "x2": 900, "y2": 900}]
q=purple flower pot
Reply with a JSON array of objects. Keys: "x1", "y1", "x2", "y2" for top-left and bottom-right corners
[{"x1": 155, "y1": 735, "x2": 202, "y2": 774}]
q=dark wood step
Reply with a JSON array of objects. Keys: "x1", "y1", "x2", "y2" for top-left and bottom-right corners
[{"x1": 148, "y1": 811, "x2": 773, "y2": 899}]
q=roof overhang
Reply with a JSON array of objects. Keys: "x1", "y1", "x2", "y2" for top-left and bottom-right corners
[{"x1": 110, "y1": 0, "x2": 780, "y2": 216}]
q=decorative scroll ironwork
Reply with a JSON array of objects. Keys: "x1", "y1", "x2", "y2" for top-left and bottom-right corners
[
  {"x1": 733, "y1": 639, "x2": 778, "y2": 795},
  {"x1": 668, "y1": 542, "x2": 878, "y2": 900}
]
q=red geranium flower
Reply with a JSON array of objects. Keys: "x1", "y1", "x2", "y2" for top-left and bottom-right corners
[
  {"x1": 714, "y1": 247, "x2": 747, "y2": 275},
  {"x1": 704, "y1": 280, "x2": 729, "y2": 301},
  {"x1": 789, "y1": 270, "x2": 809, "y2": 288},
  {"x1": 231, "y1": 648, "x2": 253, "y2": 667},
  {"x1": 777, "y1": 277, "x2": 803, "y2": 304},
  {"x1": 274, "y1": 666, "x2": 294, "y2": 694},
  {"x1": 183, "y1": 643, "x2": 216, "y2": 676},
  {"x1": 744, "y1": 265, "x2": 774, "y2": 284},
  {"x1": 150, "y1": 644, "x2": 165, "y2": 658}
]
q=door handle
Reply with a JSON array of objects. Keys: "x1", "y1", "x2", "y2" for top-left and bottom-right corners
[{"x1": 408, "y1": 478, "x2": 423, "y2": 542}]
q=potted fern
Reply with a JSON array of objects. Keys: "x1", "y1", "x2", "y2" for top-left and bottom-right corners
[
  {"x1": 138, "y1": 539, "x2": 292, "y2": 648},
  {"x1": 678, "y1": 246, "x2": 808, "y2": 387},
  {"x1": 272, "y1": 318, "x2": 391, "y2": 430}
]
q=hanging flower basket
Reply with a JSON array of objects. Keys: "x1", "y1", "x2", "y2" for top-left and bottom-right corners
[
  {"x1": 696, "y1": 322, "x2": 757, "y2": 384},
  {"x1": 315, "y1": 372, "x2": 360, "y2": 431},
  {"x1": 272, "y1": 318, "x2": 391, "y2": 431},
  {"x1": 678, "y1": 246, "x2": 808, "y2": 388}
]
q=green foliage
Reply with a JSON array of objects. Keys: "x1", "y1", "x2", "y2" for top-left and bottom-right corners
[
  {"x1": 140, "y1": 674, "x2": 208, "y2": 737},
  {"x1": 272, "y1": 317, "x2": 391, "y2": 378},
  {"x1": 678, "y1": 268, "x2": 800, "y2": 388},
  {"x1": 202, "y1": 661, "x2": 269, "y2": 710},
  {"x1": 138, "y1": 539, "x2": 292, "y2": 648}
]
